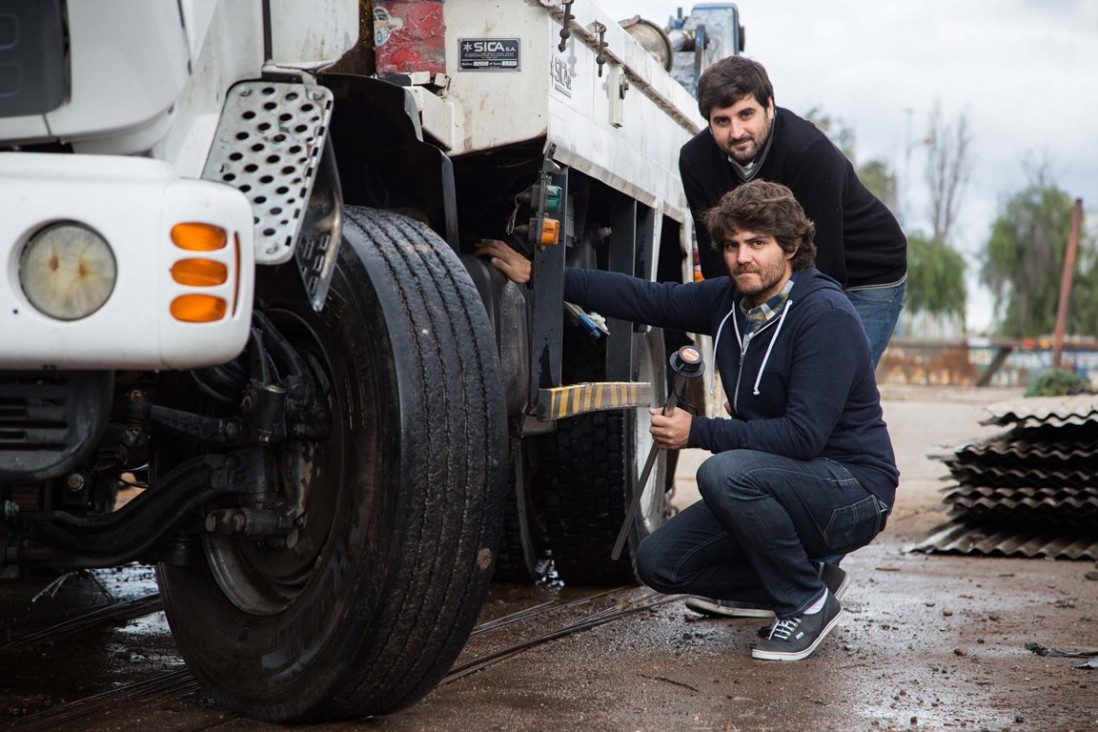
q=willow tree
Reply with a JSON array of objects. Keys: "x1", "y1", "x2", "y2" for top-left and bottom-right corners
[
  {"x1": 981, "y1": 161, "x2": 1086, "y2": 338},
  {"x1": 905, "y1": 233, "x2": 967, "y2": 324},
  {"x1": 805, "y1": 107, "x2": 966, "y2": 322}
]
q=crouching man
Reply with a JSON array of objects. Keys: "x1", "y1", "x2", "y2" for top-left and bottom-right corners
[{"x1": 477, "y1": 180, "x2": 898, "y2": 661}]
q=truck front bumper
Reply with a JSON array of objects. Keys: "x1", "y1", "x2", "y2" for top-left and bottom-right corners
[{"x1": 0, "y1": 153, "x2": 255, "y2": 371}]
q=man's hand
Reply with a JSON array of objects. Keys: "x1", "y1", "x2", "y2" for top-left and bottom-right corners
[
  {"x1": 475, "y1": 239, "x2": 532, "y2": 284},
  {"x1": 649, "y1": 406, "x2": 692, "y2": 450}
]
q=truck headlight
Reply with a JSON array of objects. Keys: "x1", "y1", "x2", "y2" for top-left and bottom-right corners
[{"x1": 19, "y1": 222, "x2": 117, "y2": 320}]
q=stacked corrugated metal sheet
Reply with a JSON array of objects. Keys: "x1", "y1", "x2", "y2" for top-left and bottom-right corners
[{"x1": 913, "y1": 393, "x2": 1098, "y2": 560}]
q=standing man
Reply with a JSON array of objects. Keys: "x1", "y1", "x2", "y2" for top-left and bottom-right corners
[
  {"x1": 477, "y1": 181, "x2": 898, "y2": 661},
  {"x1": 681, "y1": 55, "x2": 907, "y2": 367}
]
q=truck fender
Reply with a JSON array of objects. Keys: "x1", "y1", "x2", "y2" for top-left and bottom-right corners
[{"x1": 320, "y1": 73, "x2": 458, "y2": 251}]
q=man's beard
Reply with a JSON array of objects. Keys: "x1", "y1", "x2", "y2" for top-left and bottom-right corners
[
  {"x1": 733, "y1": 259, "x2": 786, "y2": 301},
  {"x1": 725, "y1": 114, "x2": 773, "y2": 165}
]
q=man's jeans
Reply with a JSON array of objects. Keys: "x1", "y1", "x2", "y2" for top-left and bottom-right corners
[
  {"x1": 845, "y1": 280, "x2": 906, "y2": 368},
  {"x1": 636, "y1": 450, "x2": 887, "y2": 618}
]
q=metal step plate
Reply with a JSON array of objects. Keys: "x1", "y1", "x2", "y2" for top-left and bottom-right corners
[{"x1": 202, "y1": 80, "x2": 334, "y2": 265}]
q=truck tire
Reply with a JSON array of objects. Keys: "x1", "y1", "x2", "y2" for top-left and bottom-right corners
[
  {"x1": 156, "y1": 207, "x2": 507, "y2": 721},
  {"x1": 539, "y1": 326, "x2": 671, "y2": 586},
  {"x1": 493, "y1": 437, "x2": 554, "y2": 584}
]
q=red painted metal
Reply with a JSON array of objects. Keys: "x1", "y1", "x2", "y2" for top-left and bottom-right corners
[{"x1": 374, "y1": 1, "x2": 446, "y2": 76}]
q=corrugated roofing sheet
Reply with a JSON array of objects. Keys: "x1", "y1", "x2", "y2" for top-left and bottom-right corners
[
  {"x1": 911, "y1": 519, "x2": 1098, "y2": 561},
  {"x1": 942, "y1": 464, "x2": 1096, "y2": 488},
  {"x1": 981, "y1": 394, "x2": 1098, "y2": 427},
  {"x1": 915, "y1": 392, "x2": 1098, "y2": 560},
  {"x1": 953, "y1": 438, "x2": 1098, "y2": 462},
  {"x1": 944, "y1": 485, "x2": 1098, "y2": 502}
]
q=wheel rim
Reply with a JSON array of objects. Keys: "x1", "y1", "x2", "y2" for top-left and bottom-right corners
[{"x1": 204, "y1": 309, "x2": 349, "y2": 616}]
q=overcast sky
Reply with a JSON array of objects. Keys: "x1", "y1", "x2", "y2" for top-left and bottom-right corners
[{"x1": 595, "y1": 0, "x2": 1098, "y2": 332}]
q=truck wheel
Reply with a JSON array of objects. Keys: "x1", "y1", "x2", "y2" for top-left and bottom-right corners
[
  {"x1": 493, "y1": 437, "x2": 555, "y2": 584},
  {"x1": 539, "y1": 327, "x2": 670, "y2": 586},
  {"x1": 156, "y1": 207, "x2": 506, "y2": 721}
]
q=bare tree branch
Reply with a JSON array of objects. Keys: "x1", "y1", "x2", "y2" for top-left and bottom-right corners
[{"x1": 925, "y1": 102, "x2": 972, "y2": 244}]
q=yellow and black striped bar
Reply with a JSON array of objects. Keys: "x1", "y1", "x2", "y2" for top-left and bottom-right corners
[{"x1": 536, "y1": 381, "x2": 653, "y2": 421}]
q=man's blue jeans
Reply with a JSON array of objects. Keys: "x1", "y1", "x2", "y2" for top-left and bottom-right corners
[
  {"x1": 796, "y1": 280, "x2": 902, "y2": 572},
  {"x1": 636, "y1": 450, "x2": 887, "y2": 619},
  {"x1": 845, "y1": 280, "x2": 906, "y2": 368}
]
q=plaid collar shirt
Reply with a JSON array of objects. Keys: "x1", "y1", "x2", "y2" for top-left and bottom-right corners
[{"x1": 739, "y1": 276, "x2": 796, "y2": 335}]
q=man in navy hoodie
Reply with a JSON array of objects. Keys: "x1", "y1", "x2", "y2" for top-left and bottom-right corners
[
  {"x1": 680, "y1": 55, "x2": 907, "y2": 368},
  {"x1": 477, "y1": 180, "x2": 898, "y2": 661}
]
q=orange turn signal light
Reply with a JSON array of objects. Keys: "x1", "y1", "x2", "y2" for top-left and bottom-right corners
[
  {"x1": 171, "y1": 223, "x2": 227, "y2": 252},
  {"x1": 540, "y1": 218, "x2": 560, "y2": 246},
  {"x1": 171, "y1": 294, "x2": 227, "y2": 323},
  {"x1": 171, "y1": 259, "x2": 228, "y2": 287},
  {"x1": 232, "y1": 234, "x2": 241, "y2": 316}
]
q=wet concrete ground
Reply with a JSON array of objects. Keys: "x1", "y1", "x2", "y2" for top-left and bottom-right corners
[{"x1": 3, "y1": 385, "x2": 1098, "y2": 731}]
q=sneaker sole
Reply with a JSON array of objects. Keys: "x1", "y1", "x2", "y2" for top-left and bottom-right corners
[
  {"x1": 684, "y1": 598, "x2": 776, "y2": 619},
  {"x1": 749, "y1": 608, "x2": 843, "y2": 662},
  {"x1": 830, "y1": 571, "x2": 850, "y2": 601},
  {"x1": 818, "y1": 562, "x2": 851, "y2": 601},
  {"x1": 684, "y1": 565, "x2": 848, "y2": 621}
]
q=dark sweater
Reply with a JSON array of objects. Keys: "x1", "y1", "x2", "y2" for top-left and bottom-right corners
[
  {"x1": 680, "y1": 107, "x2": 908, "y2": 288},
  {"x1": 564, "y1": 266, "x2": 899, "y2": 506}
]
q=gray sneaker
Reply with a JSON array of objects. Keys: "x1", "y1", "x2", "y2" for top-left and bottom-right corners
[
  {"x1": 751, "y1": 591, "x2": 842, "y2": 661},
  {"x1": 683, "y1": 563, "x2": 849, "y2": 620}
]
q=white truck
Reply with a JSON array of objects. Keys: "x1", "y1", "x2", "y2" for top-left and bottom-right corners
[{"x1": 0, "y1": 0, "x2": 741, "y2": 721}]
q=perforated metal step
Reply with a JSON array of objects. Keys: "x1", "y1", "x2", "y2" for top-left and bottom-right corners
[{"x1": 202, "y1": 80, "x2": 334, "y2": 265}]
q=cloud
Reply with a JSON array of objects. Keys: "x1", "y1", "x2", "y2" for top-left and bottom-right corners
[{"x1": 594, "y1": 0, "x2": 1098, "y2": 330}]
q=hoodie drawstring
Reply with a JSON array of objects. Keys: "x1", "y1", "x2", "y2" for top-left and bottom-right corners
[
  {"x1": 752, "y1": 300, "x2": 792, "y2": 395},
  {"x1": 710, "y1": 305, "x2": 737, "y2": 398}
]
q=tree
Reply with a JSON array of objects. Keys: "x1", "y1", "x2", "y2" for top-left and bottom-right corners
[
  {"x1": 1066, "y1": 238, "x2": 1098, "y2": 336},
  {"x1": 804, "y1": 107, "x2": 966, "y2": 322},
  {"x1": 804, "y1": 108, "x2": 898, "y2": 214},
  {"x1": 905, "y1": 233, "x2": 966, "y2": 322},
  {"x1": 981, "y1": 158, "x2": 1092, "y2": 338},
  {"x1": 804, "y1": 107, "x2": 855, "y2": 159},
  {"x1": 858, "y1": 159, "x2": 898, "y2": 215},
  {"x1": 924, "y1": 103, "x2": 972, "y2": 244},
  {"x1": 895, "y1": 104, "x2": 972, "y2": 328}
]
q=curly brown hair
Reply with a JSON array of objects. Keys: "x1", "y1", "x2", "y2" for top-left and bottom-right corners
[{"x1": 703, "y1": 180, "x2": 817, "y2": 271}]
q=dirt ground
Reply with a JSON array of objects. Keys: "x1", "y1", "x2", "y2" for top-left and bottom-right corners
[
  {"x1": 369, "y1": 384, "x2": 1098, "y2": 732},
  {"x1": 4, "y1": 384, "x2": 1098, "y2": 732}
]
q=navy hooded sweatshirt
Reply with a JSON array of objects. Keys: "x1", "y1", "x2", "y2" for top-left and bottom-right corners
[{"x1": 564, "y1": 266, "x2": 899, "y2": 507}]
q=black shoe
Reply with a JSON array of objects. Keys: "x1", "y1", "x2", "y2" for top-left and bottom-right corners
[
  {"x1": 751, "y1": 591, "x2": 842, "y2": 661},
  {"x1": 684, "y1": 562, "x2": 849, "y2": 620}
]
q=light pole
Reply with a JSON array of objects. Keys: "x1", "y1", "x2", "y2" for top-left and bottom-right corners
[{"x1": 902, "y1": 107, "x2": 914, "y2": 228}]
